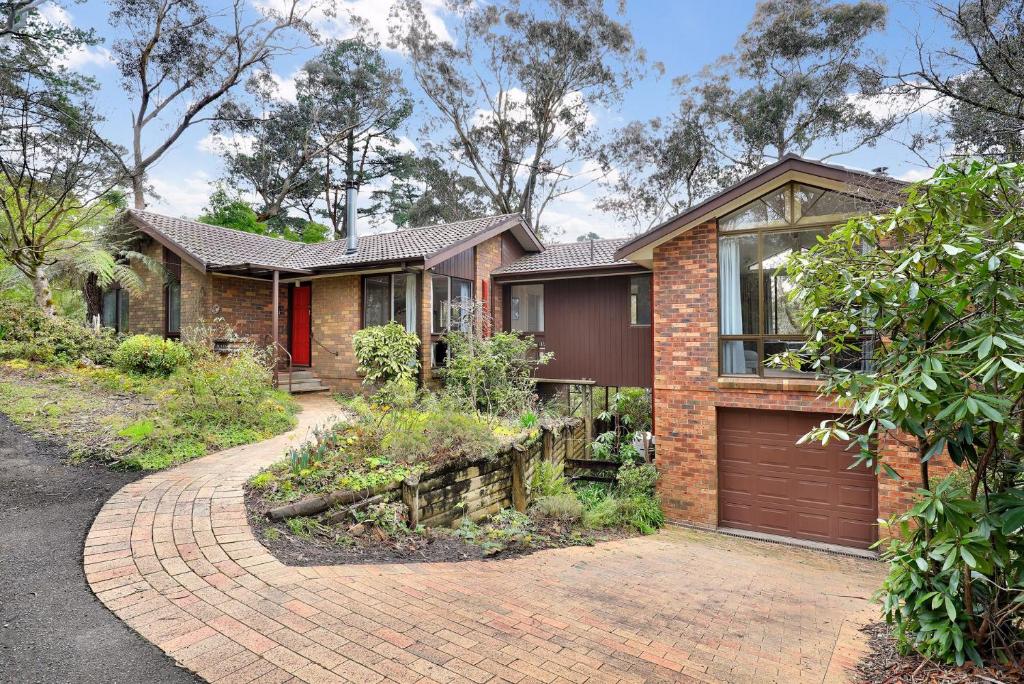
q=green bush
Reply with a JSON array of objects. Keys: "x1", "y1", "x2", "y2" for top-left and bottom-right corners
[
  {"x1": 533, "y1": 493, "x2": 583, "y2": 522},
  {"x1": 380, "y1": 399, "x2": 499, "y2": 465},
  {"x1": 616, "y1": 461, "x2": 659, "y2": 498},
  {"x1": 582, "y1": 496, "x2": 621, "y2": 529},
  {"x1": 352, "y1": 322, "x2": 420, "y2": 385},
  {"x1": 531, "y1": 460, "x2": 572, "y2": 497},
  {"x1": 441, "y1": 330, "x2": 551, "y2": 416},
  {"x1": 112, "y1": 335, "x2": 191, "y2": 376},
  {"x1": 0, "y1": 300, "x2": 117, "y2": 365},
  {"x1": 618, "y1": 494, "x2": 665, "y2": 534}
]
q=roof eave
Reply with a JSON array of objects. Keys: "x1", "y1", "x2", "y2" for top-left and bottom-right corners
[
  {"x1": 613, "y1": 155, "x2": 908, "y2": 262},
  {"x1": 423, "y1": 215, "x2": 541, "y2": 270},
  {"x1": 492, "y1": 262, "x2": 648, "y2": 282},
  {"x1": 123, "y1": 209, "x2": 209, "y2": 273}
]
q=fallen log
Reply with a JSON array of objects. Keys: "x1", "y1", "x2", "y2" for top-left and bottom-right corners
[
  {"x1": 321, "y1": 492, "x2": 390, "y2": 526},
  {"x1": 267, "y1": 482, "x2": 399, "y2": 520}
]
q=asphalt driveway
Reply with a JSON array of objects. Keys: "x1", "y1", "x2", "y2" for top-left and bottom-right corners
[{"x1": 0, "y1": 414, "x2": 200, "y2": 683}]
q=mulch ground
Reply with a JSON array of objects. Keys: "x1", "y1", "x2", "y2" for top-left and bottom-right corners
[
  {"x1": 0, "y1": 413, "x2": 199, "y2": 683},
  {"x1": 245, "y1": 487, "x2": 635, "y2": 566},
  {"x1": 856, "y1": 622, "x2": 1024, "y2": 683}
]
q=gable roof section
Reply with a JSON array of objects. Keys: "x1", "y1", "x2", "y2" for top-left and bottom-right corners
[
  {"x1": 613, "y1": 154, "x2": 907, "y2": 264},
  {"x1": 493, "y1": 238, "x2": 642, "y2": 279},
  {"x1": 123, "y1": 210, "x2": 540, "y2": 275}
]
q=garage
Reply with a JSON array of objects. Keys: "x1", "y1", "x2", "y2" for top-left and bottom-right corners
[{"x1": 717, "y1": 408, "x2": 878, "y2": 549}]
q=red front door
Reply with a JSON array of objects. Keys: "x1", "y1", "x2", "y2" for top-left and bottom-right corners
[{"x1": 290, "y1": 284, "x2": 311, "y2": 366}]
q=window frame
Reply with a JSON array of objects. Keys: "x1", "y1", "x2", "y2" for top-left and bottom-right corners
[
  {"x1": 509, "y1": 283, "x2": 544, "y2": 334},
  {"x1": 430, "y1": 274, "x2": 473, "y2": 335},
  {"x1": 361, "y1": 273, "x2": 417, "y2": 332},
  {"x1": 100, "y1": 284, "x2": 130, "y2": 333},
  {"x1": 629, "y1": 275, "x2": 652, "y2": 327},
  {"x1": 163, "y1": 248, "x2": 181, "y2": 340},
  {"x1": 717, "y1": 183, "x2": 858, "y2": 378}
]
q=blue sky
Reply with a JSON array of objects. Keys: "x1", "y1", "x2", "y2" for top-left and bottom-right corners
[{"x1": 51, "y1": 0, "x2": 950, "y2": 241}]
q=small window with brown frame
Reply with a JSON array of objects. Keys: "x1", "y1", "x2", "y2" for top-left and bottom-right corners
[{"x1": 163, "y1": 248, "x2": 181, "y2": 339}]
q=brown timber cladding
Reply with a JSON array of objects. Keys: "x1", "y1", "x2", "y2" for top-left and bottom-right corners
[{"x1": 503, "y1": 274, "x2": 653, "y2": 388}]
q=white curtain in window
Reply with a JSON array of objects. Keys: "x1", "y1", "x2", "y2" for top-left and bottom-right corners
[
  {"x1": 719, "y1": 238, "x2": 746, "y2": 374},
  {"x1": 404, "y1": 274, "x2": 416, "y2": 331}
]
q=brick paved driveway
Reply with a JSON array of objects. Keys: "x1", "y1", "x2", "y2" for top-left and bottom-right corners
[{"x1": 85, "y1": 396, "x2": 884, "y2": 683}]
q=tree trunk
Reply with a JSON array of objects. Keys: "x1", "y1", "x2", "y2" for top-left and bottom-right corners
[
  {"x1": 83, "y1": 272, "x2": 102, "y2": 323},
  {"x1": 32, "y1": 269, "x2": 57, "y2": 317},
  {"x1": 131, "y1": 172, "x2": 146, "y2": 210}
]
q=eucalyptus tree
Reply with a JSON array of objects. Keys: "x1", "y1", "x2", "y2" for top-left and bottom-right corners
[
  {"x1": 596, "y1": 0, "x2": 894, "y2": 233},
  {"x1": 773, "y1": 160, "x2": 1024, "y2": 666},
  {"x1": 898, "y1": 0, "x2": 1024, "y2": 160},
  {"x1": 384, "y1": 155, "x2": 491, "y2": 229},
  {"x1": 217, "y1": 37, "x2": 412, "y2": 239},
  {"x1": 390, "y1": 0, "x2": 642, "y2": 233},
  {"x1": 108, "y1": 0, "x2": 319, "y2": 209}
]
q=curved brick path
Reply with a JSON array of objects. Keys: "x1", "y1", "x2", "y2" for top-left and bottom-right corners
[{"x1": 85, "y1": 395, "x2": 884, "y2": 683}]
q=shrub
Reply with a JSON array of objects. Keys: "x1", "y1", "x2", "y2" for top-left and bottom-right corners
[
  {"x1": 0, "y1": 300, "x2": 117, "y2": 365},
  {"x1": 380, "y1": 401, "x2": 498, "y2": 465},
  {"x1": 112, "y1": 335, "x2": 191, "y2": 376},
  {"x1": 616, "y1": 461, "x2": 659, "y2": 498},
  {"x1": 533, "y1": 493, "x2": 583, "y2": 522},
  {"x1": 168, "y1": 349, "x2": 291, "y2": 433},
  {"x1": 441, "y1": 329, "x2": 552, "y2": 416},
  {"x1": 618, "y1": 495, "x2": 665, "y2": 534},
  {"x1": 531, "y1": 460, "x2": 572, "y2": 497},
  {"x1": 582, "y1": 496, "x2": 620, "y2": 529},
  {"x1": 352, "y1": 322, "x2": 420, "y2": 385}
]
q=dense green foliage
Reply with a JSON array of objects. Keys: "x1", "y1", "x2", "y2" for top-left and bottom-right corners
[
  {"x1": 441, "y1": 329, "x2": 552, "y2": 417},
  {"x1": 0, "y1": 300, "x2": 117, "y2": 364},
  {"x1": 250, "y1": 389, "x2": 506, "y2": 502},
  {"x1": 592, "y1": 388, "x2": 653, "y2": 462},
  {"x1": 774, "y1": 160, "x2": 1024, "y2": 665},
  {"x1": 113, "y1": 335, "x2": 191, "y2": 376},
  {"x1": 352, "y1": 322, "x2": 420, "y2": 385}
]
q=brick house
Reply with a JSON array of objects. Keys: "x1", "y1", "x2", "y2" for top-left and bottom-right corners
[
  {"x1": 612, "y1": 154, "x2": 951, "y2": 552},
  {"x1": 112, "y1": 210, "x2": 542, "y2": 392}
]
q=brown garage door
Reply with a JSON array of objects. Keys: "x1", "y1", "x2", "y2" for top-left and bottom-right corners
[{"x1": 717, "y1": 409, "x2": 878, "y2": 549}]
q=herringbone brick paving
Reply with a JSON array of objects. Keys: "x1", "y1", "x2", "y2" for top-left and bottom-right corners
[{"x1": 85, "y1": 395, "x2": 884, "y2": 683}]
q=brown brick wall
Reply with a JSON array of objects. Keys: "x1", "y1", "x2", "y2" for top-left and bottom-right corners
[
  {"x1": 210, "y1": 276, "x2": 288, "y2": 346},
  {"x1": 310, "y1": 275, "x2": 362, "y2": 393},
  {"x1": 127, "y1": 239, "x2": 211, "y2": 336},
  {"x1": 652, "y1": 220, "x2": 950, "y2": 535},
  {"x1": 475, "y1": 236, "x2": 503, "y2": 335}
]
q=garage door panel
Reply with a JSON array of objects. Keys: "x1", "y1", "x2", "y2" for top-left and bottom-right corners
[{"x1": 718, "y1": 409, "x2": 878, "y2": 549}]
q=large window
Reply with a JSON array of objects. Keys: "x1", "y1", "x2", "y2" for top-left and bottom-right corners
[
  {"x1": 363, "y1": 273, "x2": 416, "y2": 331},
  {"x1": 629, "y1": 275, "x2": 651, "y2": 326},
  {"x1": 510, "y1": 283, "x2": 544, "y2": 333},
  {"x1": 100, "y1": 286, "x2": 129, "y2": 333},
  {"x1": 718, "y1": 182, "x2": 872, "y2": 377},
  {"x1": 431, "y1": 274, "x2": 472, "y2": 334},
  {"x1": 164, "y1": 248, "x2": 181, "y2": 339}
]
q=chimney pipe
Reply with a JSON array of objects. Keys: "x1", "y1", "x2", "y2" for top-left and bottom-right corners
[{"x1": 345, "y1": 182, "x2": 358, "y2": 254}]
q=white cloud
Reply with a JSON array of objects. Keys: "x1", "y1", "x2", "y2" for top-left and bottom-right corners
[
  {"x1": 267, "y1": 70, "x2": 299, "y2": 103},
  {"x1": 254, "y1": 0, "x2": 451, "y2": 48},
  {"x1": 197, "y1": 132, "x2": 256, "y2": 155},
  {"x1": 36, "y1": 3, "x2": 113, "y2": 70},
  {"x1": 847, "y1": 87, "x2": 951, "y2": 122},
  {"x1": 149, "y1": 170, "x2": 215, "y2": 218},
  {"x1": 898, "y1": 167, "x2": 934, "y2": 183}
]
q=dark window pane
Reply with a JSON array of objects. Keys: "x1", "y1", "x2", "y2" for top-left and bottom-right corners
[
  {"x1": 392, "y1": 273, "x2": 416, "y2": 332},
  {"x1": 763, "y1": 229, "x2": 824, "y2": 335},
  {"x1": 762, "y1": 339, "x2": 811, "y2": 377},
  {"x1": 166, "y1": 282, "x2": 181, "y2": 335},
  {"x1": 431, "y1": 275, "x2": 449, "y2": 333},
  {"x1": 101, "y1": 290, "x2": 117, "y2": 329},
  {"x1": 363, "y1": 275, "x2": 389, "y2": 327},
  {"x1": 795, "y1": 183, "x2": 873, "y2": 223},
  {"x1": 630, "y1": 276, "x2": 651, "y2": 325},
  {"x1": 719, "y1": 234, "x2": 758, "y2": 335},
  {"x1": 118, "y1": 291, "x2": 129, "y2": 333},
  {"x1": 721, "y1": 340, "x2": 757, "y2": 375}
]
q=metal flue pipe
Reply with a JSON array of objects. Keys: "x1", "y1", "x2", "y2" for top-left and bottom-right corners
[{"x1": 345, "y1": 183, "x2": 358, "y2": 254}]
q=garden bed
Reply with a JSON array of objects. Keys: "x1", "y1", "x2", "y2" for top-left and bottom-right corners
[
  {"x1": 245, "y1": 390, "x2": 663, "y2": 564},
  {"x1": 856, "y1": 622, "x2": 1024, "y2": 683}
]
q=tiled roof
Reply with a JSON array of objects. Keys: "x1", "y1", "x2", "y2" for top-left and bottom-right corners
[
  {"x1": 291, "y1": 214, "x2": 520, "y2": 269},
  {"x1": 125, "y1": 210, "x2": 522, "y2": 271},
  {"x1": 493, "y1": 238, "x2": 634, "y2": 275}
]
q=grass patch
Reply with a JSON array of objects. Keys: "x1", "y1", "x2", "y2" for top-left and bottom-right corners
[{"x1": 0, "y1": 358, "x2": 297, "y2": 470}]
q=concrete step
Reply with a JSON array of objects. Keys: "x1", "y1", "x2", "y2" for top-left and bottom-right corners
[
  {"x1": 280, "y1": 380, "x2": 330, "y2": 394},
  {"x1": 277, "y1": 370, "x2": 316, "y2": 381}
]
